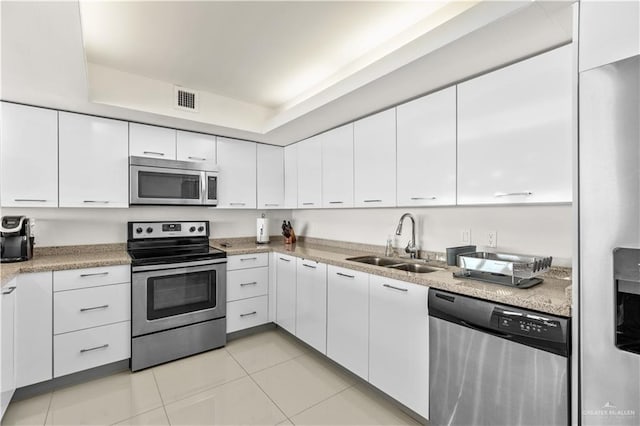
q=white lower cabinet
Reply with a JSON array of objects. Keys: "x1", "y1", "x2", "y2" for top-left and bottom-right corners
[
  {"x1": 369, "y1": 275, "x2": 429, "y2": 419},
  {"x1": 227, "y1": 267, "x2": 269, "y2": 302},
  {"x1": 1, "y1": 279, "x2": 17, "y2": 421},
  {"x1": 275, "y1": 254, "x2": 297, "y2": 334},
  {"x1": 15, "y1": 272, "x2": 53, "y2": 388},
  {"x1": 295, "y1": 258, "x2": 327, "y2": 354},
  {"x1": 226, "y1": 296, "x2": 269, "y2": 333},
  {"x1": 326, "y1": 266, "x2": 369, "y2": 380},
  {"x1": 54, "y1": 321, "x2": 130, "y2": 378}
]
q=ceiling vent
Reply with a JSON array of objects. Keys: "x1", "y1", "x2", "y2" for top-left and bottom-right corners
[{"x1": 174, "y1": 86, "x2": 199, "y2": 112}]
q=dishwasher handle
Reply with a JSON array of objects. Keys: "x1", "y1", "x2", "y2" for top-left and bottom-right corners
[{"x1": 460, "y1": 319, "x2": 512, "y2": 339}]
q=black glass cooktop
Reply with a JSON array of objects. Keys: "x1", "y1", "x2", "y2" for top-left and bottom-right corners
[{"x1": 128, "y1": 245, "x2": 226, "y2": 266}]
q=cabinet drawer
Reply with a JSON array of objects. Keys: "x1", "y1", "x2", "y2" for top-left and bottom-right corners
[
  {"x1": 226, "y1": 296, "x2": 268, "y2": 333},
  {"x1": 54, "y1": 321, "x2": 131, "y2": 378},
  {"x1": 54, "y1": 265, "x2": 130, "y2": 292},
  {"x1": 227, "y1": 253, "x2": 269, "y2": 271},
  {"x1": 54, "y1": 283, "x2": 131, "y2": 334},
  {"x1": 227, "y1": 267, "x2": 268, "y2": 302}
]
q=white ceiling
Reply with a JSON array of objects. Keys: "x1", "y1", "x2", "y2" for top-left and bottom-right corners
[{"x1": 1, "y1": 1, "x2": 574, "y2": 145}]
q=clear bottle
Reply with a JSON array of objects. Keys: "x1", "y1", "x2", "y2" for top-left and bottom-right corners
[{"x1": 385, "y1": 235, "x2": 394, "y2": 257}]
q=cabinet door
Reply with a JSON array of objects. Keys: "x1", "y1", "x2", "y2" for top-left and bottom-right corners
[
  {"x1": 322, "y1": 124, "x2": 354, "y2": 208},
  {"x1": 397, "y1": 87, "x2": 456, "y2": 206},
  {"x1": 275, "y1": 254, "x2": 296, "y2": 334},
  {"x1": 176, "y1": 130, "x2": 216, "y2": 164},
  {"x1": 129, "y1": 123, "x2": 176, "y2": 159},
  {"x1": 59, "y1": 112, "x2": 129, "y2": 208},
  {"x1": 0, "y1": 103, "x2": 58, "y2": 207},
  {"x1": 369, "y1": 275, "x2": 429, "y2": 419},
  {"x1": 354, "y1": 109, "x2": 396, "y2": 207},
  {"x1": 297, "y1": 135, "x2": 322, "y2": 209},
  {"x1": 257, "y1": 144, "x2": 284, "y2": 209},
  {"x1": 284, "y1": 144, "x2": 298, "y2": 209},
  {"x1": 579, "y1": 1, "x2": 640, "y2": 71},
  {"x1": 326, "y1": 266, "x2": 369, "y2": 380},
  {"x1": 217, "y1": 137, "x2": 257, "y2": 209},
  {"x1": 296, "y1": 258, "x2": 327, "y2": 354},
  {"x1": 457, "y1": 45, "x2": 573, "y2": 205},
  {"x1": 15, "y1": 272, "x2": 52, "y2": 388},
  {"x1": 0, "y1": 280, "x2": 16, "y2": 420}
]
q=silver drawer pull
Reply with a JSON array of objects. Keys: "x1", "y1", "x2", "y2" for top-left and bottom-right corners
[
  {"x1": 240, "y1": 257, "x2": 257, "y2": 261},
  {"x1": 240, "y1": 282, "x2": 257, "y2": 287},
  {"x1": 188, "y1": 156, "x2": 207, "y2": 161},
  {"x1": 494, "y1": 192, "x2": 533, "y2": 197},
  {"x1": 14, "y1": 198, "x2": 47, "y2": 202},
  {"x1": 83, "y1": 200, "x2": 110, "y2": 204},
  {"x1": 336, "y1": 272, "x2": 355, "y2": 279},
  {"x1": 279, "y1": 257, "x2": 291, "y2": 262},
  {"x1": 410, "y1": 196, "x2": 436, "y2": 200},
  {"x1": 143, "y1": 151, "x2": 165, "y2": 156},
  {"x1": 80, "y1": 344, "x2": 109, "y2": 353},
  {"x1": 363, "y1": 199, "x2": 382, "y2": 203},
  {"x1": 2, "y1": 286, "x2": 17, "y2": 295},
  {"x1": 230, "y1": 202, "x2": 246, "y2": 206},
  {"x1": 383, "y1": 283, "x2": 408, "y2": 292},
  {"x1": 303, "y1": 264, "x2": 317, "y2": 269},
  {"x1": 80, "y1": 304, "x2": 109, "y2": 312},
  {"x1": 240, "y1": 311, "x2": 257, "y2": 317},
  {"x1": 80, "y1": 272, "x2": 109, "y2": 278},
  {"x1": 302, "y1": 202, "x2": 315, "y2": 206},
  {"x1": 265, "y1": 203, "x2": 280, "y2": 207},
  {"x1": 329, "y1": 201, "x2": 343, "y2": 204}
]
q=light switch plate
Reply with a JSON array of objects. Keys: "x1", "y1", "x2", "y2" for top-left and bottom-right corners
[{"x1": 487, "y1": 230, "x2": 497, "y2": 248}]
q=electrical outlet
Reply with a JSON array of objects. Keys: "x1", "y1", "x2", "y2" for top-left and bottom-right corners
[
  {"x1": 487, "y1": 230, "x2": 497, "y2": 248},
  {"x1": 461, "y1": 229, "x2": 471, "y2": 243}
]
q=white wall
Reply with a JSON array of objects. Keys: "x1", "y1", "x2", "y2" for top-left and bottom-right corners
[
  {"x1": 292, "y1": 205, "x2": 572, "y2": 266},
  {"x1": 0, "y1": 207, "x2": 291, "y2": 247}
]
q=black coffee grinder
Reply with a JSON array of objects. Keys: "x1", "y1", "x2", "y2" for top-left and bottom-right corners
[{"x1": 1, "y1": 216, "x2": 34, "y2": 262}]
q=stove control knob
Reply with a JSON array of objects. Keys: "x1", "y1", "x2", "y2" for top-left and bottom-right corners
[
  {"x1": 146, "y1": 227, "x2": 153, "y2": 234},
  {"x1": 189, "y1": 226, "x2": 196, "y2": 232},
  {"x1": 135, "y1": 227, "x2": 143, "y2": 234},
  {"x1": 198, "y1": 226, "x2": 205, "y2": 232}
]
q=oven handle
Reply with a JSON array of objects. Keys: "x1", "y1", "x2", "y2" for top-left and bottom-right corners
[{"x1": 131, "y1": 258, "x2": 227, "y2": 272}]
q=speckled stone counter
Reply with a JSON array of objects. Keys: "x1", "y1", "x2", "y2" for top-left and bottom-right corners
[
  {"x1": 0, "y1": 244, "x2": 130, "y2": 287},
  {"x1": 211, "y1": 238, "x2": 572, "y2": 317}
]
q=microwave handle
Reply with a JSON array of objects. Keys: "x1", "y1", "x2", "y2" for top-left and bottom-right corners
[{"x1": 201, "y1": 171, "x2": 207, "y2": 204}]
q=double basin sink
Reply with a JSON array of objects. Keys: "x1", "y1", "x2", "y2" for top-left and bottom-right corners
[{"x1": 346, "y1": 255, "x2": 445, "y2": 274}]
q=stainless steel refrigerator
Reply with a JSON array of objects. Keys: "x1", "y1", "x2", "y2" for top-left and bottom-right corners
[{"x1": 579, "y1": 53, "x2": 640, "y2": 425}]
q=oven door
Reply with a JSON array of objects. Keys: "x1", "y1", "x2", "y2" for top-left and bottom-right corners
[
  {"x1": 204, "y1": 172, "x2": 218, "y2": 206},
  {"x1": 130, "y1": 165, "x2": 206, "y2": 205},
  {"x1": 131, "y1": 259, "x2": 226, "y2": 337}
]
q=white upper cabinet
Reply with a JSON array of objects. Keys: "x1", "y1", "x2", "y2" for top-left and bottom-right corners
[
  {"x1": 217, "y1": 137, "x2": 257, "y2": 209},
  {"x1": 59, "y1": 112, "x2": 129, "y2": 208},
  {"x1": 457, "y1": 45, "x2": 573, "y2": 205},
  {"x1": 322, "y1": 124, "x2": 354, "y2": 208},
  {"x1": 0, "y1": 103, "x2": 58, "y2": 207},
  {"x1": 354, "y1": 109, "x2": 397, "y2": 207},
  {"x1": 579, "y1": 0, "x2": 639, "y2": 71},
  {"x1": 297, "y1": 135, "x2": 322, "y2": 209},
  {"x1": 129, "y1": 123, "x2": 176, "y2": 159},
  {"x1": 176, "y1": 130, "x2": 216, "y2": 164},
  {"x1": 283, "y1": 144, "x2": 298, "y2": 209},
  {"x1": 396, "y1": 87, "x2": 457, "y2": 206},
  {"x1": 257, "y1": 144, "x2": 284, "y2": 209}
]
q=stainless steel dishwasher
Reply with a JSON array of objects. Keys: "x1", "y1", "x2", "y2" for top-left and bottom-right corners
[{"x1": 428, "y1": 289, "x2": 570, "y2": 426}]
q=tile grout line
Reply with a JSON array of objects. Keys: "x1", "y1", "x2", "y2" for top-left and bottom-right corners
[
  {"x1": 150, "y1": 369, "x2": 172, "y2": 426},
  {"x1": 42, "y1": 391, "x2": 54, "y2": 426},
  {"x1": 234, "y1": 348, "x2": 309, "y2": 376},
  {"x1": 285, "y1": 382, "x2": 357, "y2": 422},
  {"x1": 225, "y1": 347, "x2": 291, "y2": 424}
]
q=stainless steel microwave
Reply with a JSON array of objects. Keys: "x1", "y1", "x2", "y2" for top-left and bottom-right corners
[{"x1": 130, "y1": 156, "x2": 218, "y2": 206}]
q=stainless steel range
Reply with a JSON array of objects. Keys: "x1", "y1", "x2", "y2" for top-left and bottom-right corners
[{"x1": 127, "y1": 221, "x2": 227, "y2": 371}]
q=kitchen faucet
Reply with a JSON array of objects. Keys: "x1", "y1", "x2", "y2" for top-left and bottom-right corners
[{"x1": 395, "y1": 213, "x2": 418, "y2": 259}]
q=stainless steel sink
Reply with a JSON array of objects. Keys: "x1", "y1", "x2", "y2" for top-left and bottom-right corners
[
  {"x1": 345, "y1": 256, "x2": 402, "y2": 267},
  {"x1": 388, "y1": 263, "x2": 444, "y2": 274},
  {"x1": 346, "y1": 255, "x2": 444, "y2": 274}
]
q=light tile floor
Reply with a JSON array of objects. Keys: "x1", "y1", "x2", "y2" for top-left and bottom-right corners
[{"x1": 2, "y1": 329, "x2": 422, "y2": 426}]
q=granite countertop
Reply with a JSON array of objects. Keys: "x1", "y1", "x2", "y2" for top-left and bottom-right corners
[
  {"x1": 0, "y1": 244, "x2": 131, "y2": 287},
  {"x1": 211, "y1": 238, "x2": 572, "y2": 317}
]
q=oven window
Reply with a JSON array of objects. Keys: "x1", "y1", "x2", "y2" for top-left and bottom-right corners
[
  {"x1": 138, "y1": 171, "x2": 200, "y2": 200},
  {"x1": 147, "y1": 270, "x2": 216, "y2": 320}
]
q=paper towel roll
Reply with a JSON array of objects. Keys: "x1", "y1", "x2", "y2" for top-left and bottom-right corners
[{"x1": 256, "y1": 217, "x2": 270, "y2": 244}]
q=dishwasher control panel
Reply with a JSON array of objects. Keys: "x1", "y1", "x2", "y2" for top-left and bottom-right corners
[{"x1": 491, "y1": 308, "x2": 564, "y2": 342}]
